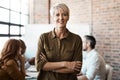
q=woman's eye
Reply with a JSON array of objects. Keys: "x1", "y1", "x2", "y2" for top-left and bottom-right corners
[
  {"x1": 63, "y1": 13, "x2": 68, "y2": 16},
  {"x1": 56, "y1": 14, "x2": 59, "y2": 16},
  {"x1": 55, "y1": 13, "x2": 68, "y2": 17}
]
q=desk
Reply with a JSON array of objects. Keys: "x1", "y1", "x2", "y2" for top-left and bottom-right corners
[{"x1": 25, "y1": 66, "x2": 38, "y2": 80}]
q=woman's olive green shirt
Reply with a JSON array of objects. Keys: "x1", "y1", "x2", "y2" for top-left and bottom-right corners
[{"x1": 35, "y1": 29, "x2": 82, "y2": 80}]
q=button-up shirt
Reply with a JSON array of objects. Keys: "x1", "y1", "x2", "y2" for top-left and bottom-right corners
[
  {"x1": 81, "y1": 49, "x2": 106, "y2": 80},
  {"x1": 35, "y1": 29, "x2": 82, "y2": 80}
]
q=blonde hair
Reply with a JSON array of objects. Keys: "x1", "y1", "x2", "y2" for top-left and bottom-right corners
[{"x1": 50, "y1": 3, "x2": 70, "y2": 17}]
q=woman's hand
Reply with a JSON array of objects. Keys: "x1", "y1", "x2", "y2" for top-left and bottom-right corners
[
  {"x1": 64, "y1": 61, "x2": 82, "y2": 72},
  {"x1": 39, "y1": 52, "x2": 47, "y2": 61},
  {"x1": 52, "y1": 61, "x2": 82, "y2": 74},
  {"x1": 17, "y1": 54, "x2": 25, "y2": 76}
]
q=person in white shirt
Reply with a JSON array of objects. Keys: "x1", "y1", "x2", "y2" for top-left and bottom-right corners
[
  {"x1": 77, "y1": 35, "x2": 106, "y2": 80},
  {"x1": 25, "y1": 57, "x2": 35, "y2": 69}
]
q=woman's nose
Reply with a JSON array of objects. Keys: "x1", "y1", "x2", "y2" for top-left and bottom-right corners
[{"x1": 59, "y1": 15, "x2": 63, "y2": 19}]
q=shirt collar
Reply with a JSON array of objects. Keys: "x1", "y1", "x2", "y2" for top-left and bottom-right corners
[
  {"x1": 86, "y1": 49, "x2": 95, "y2": 58},
  {"x1": 51, "y1": 28, "x2": 70, "y2": 39}
]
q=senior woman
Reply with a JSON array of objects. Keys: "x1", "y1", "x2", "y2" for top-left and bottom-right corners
[{"x1": 35, "y1": 3, "x2": 82, "y2": 80}]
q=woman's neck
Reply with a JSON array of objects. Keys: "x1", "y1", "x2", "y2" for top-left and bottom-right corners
[{"x1": 55, "y1": 28, "x2": 67, "y2": 39}]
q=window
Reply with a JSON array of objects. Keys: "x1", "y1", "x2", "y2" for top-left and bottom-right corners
[
  {"x1": 0, "y1": 0, "x2": 29, "y2": 50},
  {"x1": 0, "y1": 37, "x2": 9, "y2": 50},
  {"x1": 0, "y1": 8, "x2": 9, "y2": 22},
  {"x1": 0, "y1": 24, "x2": 9, "y2": 34}
]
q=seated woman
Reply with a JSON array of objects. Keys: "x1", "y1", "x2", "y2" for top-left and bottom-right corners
[{"x1": 0, "y1": 39, "x2": 25, "y2": 80}]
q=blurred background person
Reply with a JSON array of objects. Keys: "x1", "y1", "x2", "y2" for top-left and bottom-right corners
[
  {"x1": 0, "y1": 39, "x2": 25, "y2": 80},
  {"x1": 77, "y1": 35, "x2": 106, "y2": 80}
]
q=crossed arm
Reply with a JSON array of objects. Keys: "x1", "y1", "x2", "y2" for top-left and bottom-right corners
[{"x1": 35, "y1": 52, "x2": 82, "y2": 74}]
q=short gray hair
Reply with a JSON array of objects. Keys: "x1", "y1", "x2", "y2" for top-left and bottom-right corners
[{"x1": 50, "y1": 3, "x2": 70, "y2": 17}]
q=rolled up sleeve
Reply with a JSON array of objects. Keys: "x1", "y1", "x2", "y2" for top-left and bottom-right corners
[
  {"x1": 72, "y1": 35, "x2": 82, "y2": 62},
  {"x1": 35, "y1": 34, "x2": 47, "y2": 71}
]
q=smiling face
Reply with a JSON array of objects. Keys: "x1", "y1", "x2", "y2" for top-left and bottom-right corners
[
  {"x1": 53, "y1": 8, "x2": 69, "y2": 28},
  {"x1": 51, "y1": 3, "x2": 70, "y2": 29}
]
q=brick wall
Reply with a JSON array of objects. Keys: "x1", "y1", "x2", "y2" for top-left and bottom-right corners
[
  {"x1": 50, "y1": 0, "x2": 91, "y2": 24},
  {"x1": 92, "y1": 0, "x2": 120, "y2": 79},
  {"x1": 30, "y1": 0, "x2": 120, "y2": 79},
  {"x1": 31, "y1": 0, "x2": 91, "y2": 24},
  {"x1": 30, "y1": 0, "x2": 49, "y2": 24}
]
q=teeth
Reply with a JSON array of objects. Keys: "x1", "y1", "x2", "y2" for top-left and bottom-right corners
[{"x1": 59, "y1": 21, "x2": 63, "y2": 23}]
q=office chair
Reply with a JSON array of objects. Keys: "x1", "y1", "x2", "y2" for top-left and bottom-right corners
[{"x1": 106, "y1": 64, "x2": 113, "y2": 80}]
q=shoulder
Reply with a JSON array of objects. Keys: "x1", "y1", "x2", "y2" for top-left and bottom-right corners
[
  {"x1": 87, "y1": 50, "x2": 99, "y2": 62},
  {"x1": 42, "y1": 31, "x2": 52, "y2": 36},
  {"x1": 6, "y1": 59, "x2": 17, "y2": 66},
  {"x1": 69, "y1": 32, "x2": 82, "y2": 40},
  {"x1": 91, "y1": 51, "x2": 99, "y2": 59},
  {"x1": 69, "y1": 32, "x2": 82, "y2": 45},
  {"x1": 93, "y1": 51, "x2": 103, "y2": 60},
  {"x1": 39, "y1": 31, "x2": 52, "y2": 39},
  {"x1": 70, "y1": 32, "x2": 80, "y2": 37},
  {"x1": 92, "y1": 51, "x2": 105, "y2": 64}
]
